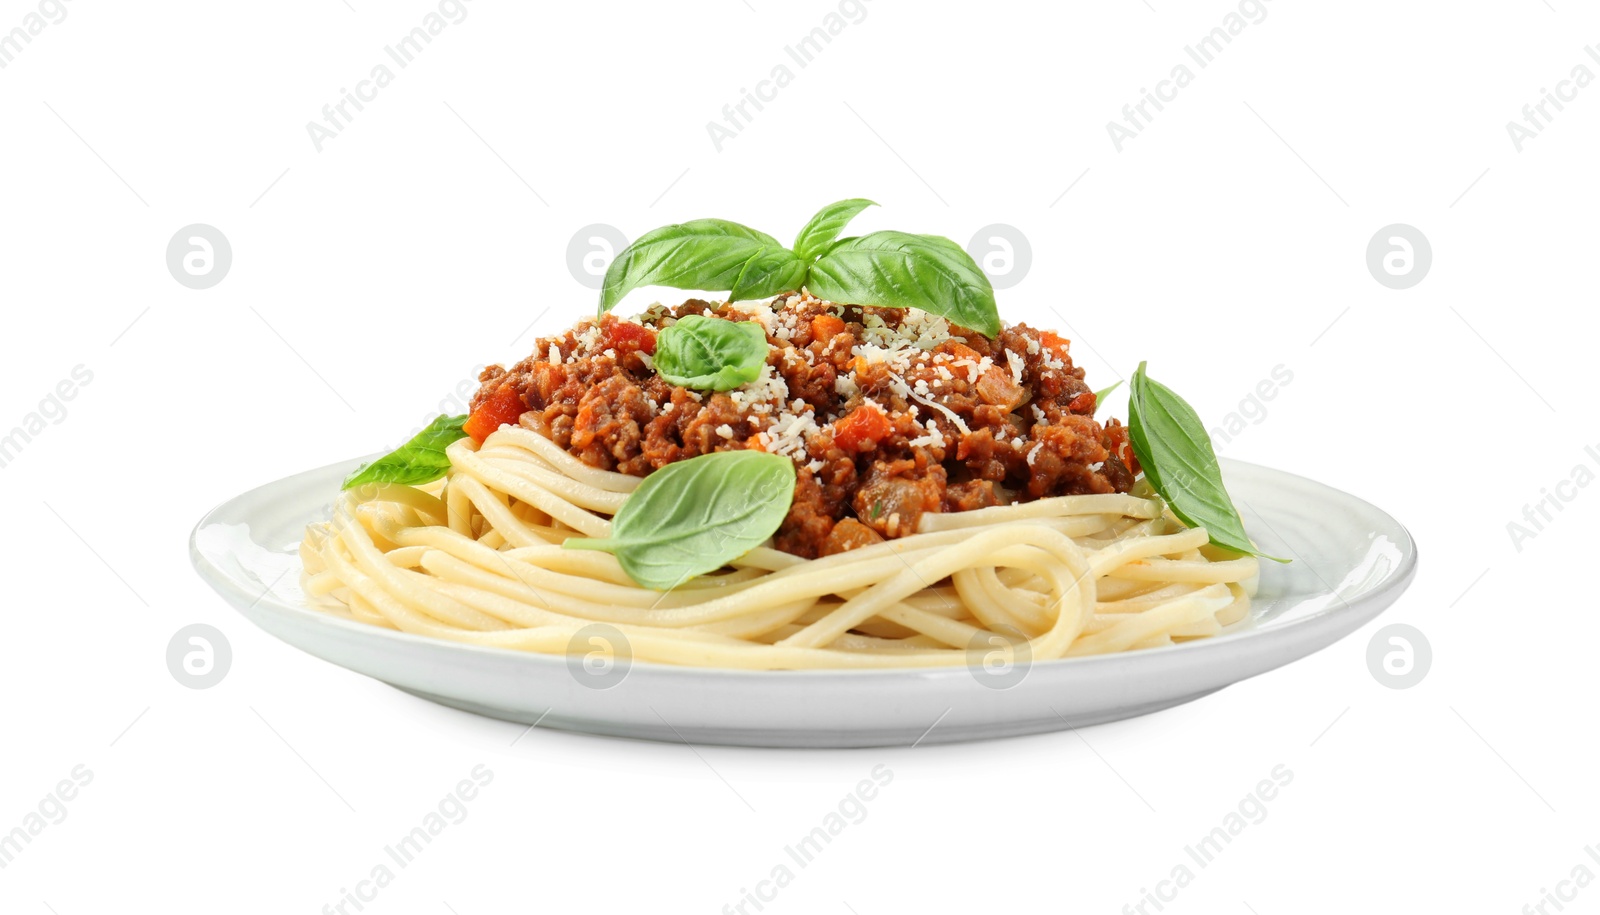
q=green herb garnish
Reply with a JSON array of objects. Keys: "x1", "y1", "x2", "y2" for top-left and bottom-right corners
[
  {"x1": 1127, "y1": 363, "x2": 1287, "y2": 562},
  {"x1": 342, "y1": 414, "x2": 468, "y2": 490},
  {"x1": 599, "y1": 199, "x2": 1001, "y2": 337},
  {"x1": 653, "y1": 314, "x2": 769, "y2": 392},
  {"x1": 792, "y1": 197, "x2": 877, "y2": 262},
  {"x1": 601, "y1": 220, "x2": 803, "y2": 316},
  {"x1": 564, "y1": 450, "x2": 797, "y2": 589},
  {"x1": 1092, "y1": 380, "x2": 1122, "y2": 413},
  {"x1": 805, "y1": 230, "x2": 998, "y2": 337}
]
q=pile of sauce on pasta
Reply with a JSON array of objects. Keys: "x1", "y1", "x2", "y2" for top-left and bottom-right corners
[{"x1": 471, "y1": 292, "x2": 1138, "y2": 558}]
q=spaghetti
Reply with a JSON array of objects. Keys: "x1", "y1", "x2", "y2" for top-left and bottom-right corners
[{"x1": 300, "y1": 418, "x2": 1259, "y2": 670}]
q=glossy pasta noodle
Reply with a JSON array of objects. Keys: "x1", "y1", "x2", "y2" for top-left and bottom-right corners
[{"x1": 300, "y1": 418, "x2": 1260, "y2": 670}]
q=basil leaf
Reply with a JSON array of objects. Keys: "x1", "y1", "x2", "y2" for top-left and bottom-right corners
[
  {"x1": 1093, "y1": 380, "x2": 1122, "y2": 414},
  {"x1": 565, "y1": 450, "x2": 797, "y2": 589},
  {"x1": 792, "y1": 198, "x2": 877, "y2": 262},
  {"x1": 653, "y1": 315, "x2": 770, "y2": 391},
  {"x1": 599, "y1": 219, "x2": 789, "y2": 315},
  {"x1": 1127, "y1": 363, "x2": 1287, "y2": 562},
  {"x1": 728, "y1": 246, "x2": 807, "y2": 303},
  {"x1": 343, "y1": 414, "x2": 468, "y2": 490},
  {"x1": 806, "y1": 230, "x2": 1001, "y2": 337}
]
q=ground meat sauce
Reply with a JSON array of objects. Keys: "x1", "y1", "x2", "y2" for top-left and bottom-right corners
[{"x1": 471, "y1": 292, "x2": 1139, "y2": 558}]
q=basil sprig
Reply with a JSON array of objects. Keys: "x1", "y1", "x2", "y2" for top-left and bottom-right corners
[
  {"x1": 654, "y1": 314, "x2": 769, "y2": 391},
  {"x1": 565, "y1": 450, "x2": 797, "y2": 589},
  {"x1": 1127, "y1": 363, "x2": 1287, "y2": 562},
  {"x1": 598, "y1": 199, "x2": 1001, "y2": 338},
  {"x1": 343, "y1": 414, "x2": 468, "y2": 490}
]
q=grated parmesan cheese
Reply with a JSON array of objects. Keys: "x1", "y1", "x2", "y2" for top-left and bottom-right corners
[
  {"x1": 576, "y1": 325, "x2": 603, "y2": 352},
  {"x1": 729, "y1": 363, "x2": 789, "y2": 409},
  {"x1": 908, "y1": 416, "x2": 945, "y2": 450},
  {"x1": 762, "y1": 404, "x2": 819, "y2": 461},
  {"x1": 852, "y1": 342, "x2": 893, "y2": 366},
  {"x1": 910, "y1": 389, "x2": 970, "y2": 434},
  {"x1": 726, "y1": 299, "x2": 778, "y2": 332}
]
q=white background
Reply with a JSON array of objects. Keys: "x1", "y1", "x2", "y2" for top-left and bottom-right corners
[{"x1": 2, "y1": 0, "x2": 1595, "y2": 912}]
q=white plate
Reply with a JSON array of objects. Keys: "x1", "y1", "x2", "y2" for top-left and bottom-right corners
[{"x1": 190, "y1": 457, "x2": 1417, "y2": 748}]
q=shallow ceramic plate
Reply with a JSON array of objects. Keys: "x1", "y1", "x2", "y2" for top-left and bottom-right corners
[{"x1": 190, "y1": 457, "x2": 1416, "y2": 748}]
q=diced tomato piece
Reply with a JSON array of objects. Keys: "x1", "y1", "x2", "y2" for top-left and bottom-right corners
[
  {"x1": 811, "y1": 314, "x2": 846, "y2": 342},
  {"x1": 1105, "y1": 422, "x2": 1140, "y2": 475},
  {"x1": 943, "y1": 342, "x2": 982, "y2": 362},
  {"x1": 976, "y1": 368, "x2": 1026, "y2": 411},
  {"x1": 602, "y1": 319, "x2": 656, "y2": 356},
  {"x1": 463, "y1": 385, "x2": 527, "y2": 443},
  {"x1": 1068, "y1": 391, "x2": 1096, "y2": 413},
  {"x1": 833, "y1": 404, "x2": 893, "y2": 452},
  {"x1": 1040, "y1": 331, "x2": 1071, "y2": 360}
]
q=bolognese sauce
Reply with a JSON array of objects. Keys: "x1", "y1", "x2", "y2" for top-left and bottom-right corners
[{"x1": 470, "y1": 292, "x2": 1138, "y2": 558}]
